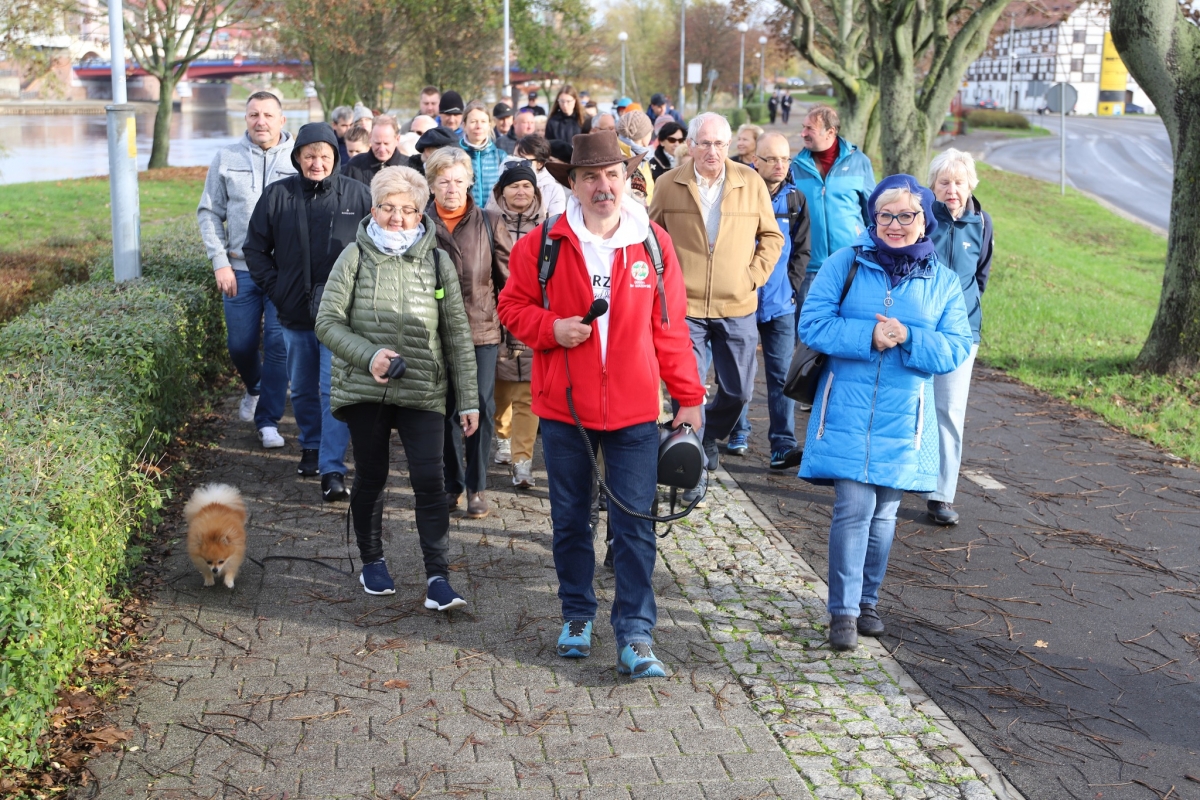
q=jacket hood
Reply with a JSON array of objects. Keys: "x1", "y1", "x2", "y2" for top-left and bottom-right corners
[
  {"x1": 562, "y1": 193, "x2": 649, "y2": 251},
  {"x1": 867, "y1": 174, "x2": 938, "y2": 238},
  {"x1": 243, "y1": 129, "x2": 293, "y2": 154},
  {"x1": 291, "y1": 122, "x2": 342, "y2": 174},
  {"x1": 490, "y1": 189, "x2": 545, "y2": 223}
]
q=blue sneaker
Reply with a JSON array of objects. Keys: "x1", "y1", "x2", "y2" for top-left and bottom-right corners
[
  {"x1": 424, "y1": 577, "x2": 467, "y2": 611},
  {"x1": 617, "y1": 642, "x2": 668, "y2": 679},
  {"x1": 556, "y1": 620, "x2": 593, "y2": 658},
  {"x1": 727, "y1": 434, "x2": 749, "y2": 455},
  {"x1": 770, "y1": 446, "x2": 803, "y2": 470},
  {"x1": 359, "y1": 559, "x2": 395, "y2": 596}
]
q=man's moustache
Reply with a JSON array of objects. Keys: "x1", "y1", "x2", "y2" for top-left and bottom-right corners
[{"x1": 591, "y1": 192, "x2": 616, "y2": 203}]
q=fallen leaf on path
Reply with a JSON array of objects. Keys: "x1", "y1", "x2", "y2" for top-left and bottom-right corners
[
  {"x1": 383, "y1": 680, "x2": 410, "y2": 689},
  {"x1": 1035, "y1": 640, "x2": 1049, "y2": 648}
]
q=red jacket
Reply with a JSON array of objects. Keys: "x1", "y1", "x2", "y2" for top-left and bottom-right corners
[{"x1": 497, "y1": 215, "x2": 706, "y2": 430}]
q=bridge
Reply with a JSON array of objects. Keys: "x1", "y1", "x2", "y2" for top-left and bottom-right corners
[{"x1": 73, "y1": 58, "x2": 307, "y2": 81}]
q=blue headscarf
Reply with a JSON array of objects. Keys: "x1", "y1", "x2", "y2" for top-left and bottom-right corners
[{"x1": 867, "y1": 174, "x2": 939, "y2": 287}]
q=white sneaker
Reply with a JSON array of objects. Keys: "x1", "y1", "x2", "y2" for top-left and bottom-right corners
[
  {"x1": 258, "y1": 426, "x2": 285, "y2": 449},
  {"x1": 494, "y1": 437, "x2": 512, "y2": 465},
  {"x1": 238, "y1": 392, "x2": 259, "y2": 422},
  {"x1": 512, "y1": 459, "x2": 535, "y2": 488}
]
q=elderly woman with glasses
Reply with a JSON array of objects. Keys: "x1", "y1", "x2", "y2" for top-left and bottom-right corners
[
  {"x1": 798, "y1": 174, "x2": 972, "y2": 652},
  {"x1": 315, "y1": 166, "x2": 479, "y2": 610}
]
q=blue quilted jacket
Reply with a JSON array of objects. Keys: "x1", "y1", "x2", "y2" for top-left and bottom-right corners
[
  {"x1": 798, "y1": 232, "x2": 972, "y2": 491},
  {"x1": 461, "y1": 137, "x2": 508, "y2": 209}
]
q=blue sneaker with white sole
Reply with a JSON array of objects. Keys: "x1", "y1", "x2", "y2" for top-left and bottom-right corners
[
  {"x1": 424, "y1": 577, "x2": 467, "y2": 611},
  {"x1": 726, "y1": 434, "x2": 749, "y2": 455},
  {"x1": 617, "y1": 642, "x2": 668, "y2": 678},
  {"x1": 359, "y1": 559, "x2": 395, "y2": 595},
  {"x1": 556, "y1": 620, "x2": 593, "y2": 658}
]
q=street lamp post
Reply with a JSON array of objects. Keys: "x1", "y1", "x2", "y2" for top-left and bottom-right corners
[
  {"x1": 618, "y1": 31, "x2": 628, "y2": 98},
  {"x1": 503, "y1": 0, "x2": 511, "y2": 105},
  {"x1": 737, "y1": 23, "x2": 748, "y2": 109},
  {"x1": 106, "y1": 0, "x2": 141, "y2": 282},
  {"x1": 758, "y1": 36, "x2": 767, "y2": 105},
  {"x1": 678, "y1": 0, "x2": 686, "y2": 113}
]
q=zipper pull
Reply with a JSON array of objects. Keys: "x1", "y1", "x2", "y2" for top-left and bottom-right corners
[{"x1": 883, "y1": 289, "x2": 893, "y2": 309}]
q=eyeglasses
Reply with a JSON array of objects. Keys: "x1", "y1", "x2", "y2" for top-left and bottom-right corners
[
  {"x1": 664, "y1": 136, "x2": 684, "y2": 144},
  {"x1": 874, "y1": 210, "x2": 923, "y2": 227},
  {"x1": 376, "y1": 203, "x2": 421, "y2": 217},
  {"x1": 691, "y1": 140, "x2": 729, "y2": 150},
  {"x1": 758, "y1": 156, "x2": 790, "y2": 165}
]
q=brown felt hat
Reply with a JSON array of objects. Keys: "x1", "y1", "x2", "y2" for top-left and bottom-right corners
[{"x1": 545, "y1": 131, "x2": 646, "y2": 188}]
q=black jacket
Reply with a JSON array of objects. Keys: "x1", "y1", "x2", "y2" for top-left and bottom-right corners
[
  {"x1": 495, "y1": 129, "x2": 517, "y2": 155},
  {"x1": 544, "y1": 111, "x2": 581, "y2": 143},
  {"x1": 245, "y1": 122, "x2": 373, "y2": 330},
  {"x1": 341, "y1": 147, "x2": 406, "y2": 187},
  {"x1": 649, "y1": 145, "x2": 673, "y2": 182}
]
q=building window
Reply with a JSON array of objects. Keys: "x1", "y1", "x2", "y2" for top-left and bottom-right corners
[
  {"x1": 1073, "y1": 29, "x2": 1085, "y2": 43},
  {"x1": 1083, "y1": 73, "x2": 1096, "y2": 82},
  {"x1": 1085, "y1": 44, "x2": 1098, "y2": 54},
  {"x1": 1071, "y1": 58, "x2": 1083, "y2": 71}
]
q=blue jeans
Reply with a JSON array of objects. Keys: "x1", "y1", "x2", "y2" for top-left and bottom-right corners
[
  {"x1": 279, "y1": 327, "x2": 350, "y2": 475},
  {"x1": 731, "y1": 312, "x2": 798, "y2": 452},
  {"x1": 223, "y1": 269, "x2": 287, "y2": 430},
  {"x1": 444, "y1": 344, "x2": 498, "y2": 495},
  {"x1": 683, "y1": 314, "x2": 758, "y2": 444},
  {"x1": 540, "y1": 418, "x2": 660, "y2": 650},
  {"x1": 827, "y1": 480, "x2": 902, "y2": 618}
]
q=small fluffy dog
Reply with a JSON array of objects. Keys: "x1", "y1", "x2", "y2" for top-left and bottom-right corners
[{"x1": 184, "y1": 483, "x2": 247, "y2": 588}]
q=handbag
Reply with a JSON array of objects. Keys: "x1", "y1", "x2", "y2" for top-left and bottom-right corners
[{"x1": 783, "y1": 262, "x2": 859, "y2": 405}]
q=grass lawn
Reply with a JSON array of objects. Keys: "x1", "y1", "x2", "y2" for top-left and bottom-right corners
[
  {"x1": 977, "y1": 164, "x2": 1200, "y2": 461},
  {"x1": 972, "y1": 124, "x2": 1052, "y2": 138}
]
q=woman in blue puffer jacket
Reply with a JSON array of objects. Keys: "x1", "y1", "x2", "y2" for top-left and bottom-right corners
[{"x1": 798, "y1": 173, "x2": 972, "y2": 652}]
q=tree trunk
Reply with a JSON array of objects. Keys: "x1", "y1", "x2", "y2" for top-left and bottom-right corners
[
  {"x1": 148, "y1": 72, "x2": 176, "y2": 169},
  {"x1": 875, "y1": 11, "x2": 928, "y2": 177},
  {"x1": 832, "y1": 82, "x2": 877, "y2": 158},
  {"x1": 1111, "y1": 0, "x2": 1200, "y2": 374}
]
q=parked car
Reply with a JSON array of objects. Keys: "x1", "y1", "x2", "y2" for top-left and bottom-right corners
[
  {"x1": 1125, "y1": 102, "x2": 1144, "y2": 114},
  {"x1": 977, "y1": 99, "x2": 1000, "y2": 109}
]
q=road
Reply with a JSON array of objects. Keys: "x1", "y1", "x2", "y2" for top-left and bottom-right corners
[{"x1": 985, "y1": 114, "x2": 1173, "y2": 232}]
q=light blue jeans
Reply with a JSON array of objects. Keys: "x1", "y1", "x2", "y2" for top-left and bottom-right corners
[
  {"x1": 929, "y1": 343, "x2": 979, "y2": 503},
  {"x1": 827, "y1": 479, "x2": 903, "y2": 618}
]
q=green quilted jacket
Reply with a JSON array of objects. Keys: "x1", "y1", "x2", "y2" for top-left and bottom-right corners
[{"x1": 315, "y1": 216, "x2": 478, "y2": 421}]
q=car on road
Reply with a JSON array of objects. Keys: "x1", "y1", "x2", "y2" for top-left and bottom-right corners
[
  {"x1": 1125, "y1": 102, "x2": 1145, "y2": 114},
  {"x1": 976, "y1": 99, "x2": 1000, "y2": 109}
]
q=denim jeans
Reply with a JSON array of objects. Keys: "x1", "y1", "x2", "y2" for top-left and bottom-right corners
[
  {"x1": 223, "y1": 269, "x2": 287, "y2": 430},
  {"x1": 929, "y1": 343, "x2": 979, "y2": 503},
  {"x1": 540, "y1": 418, "x2": 659, "y2": 650},
  {"x1": 683, "y1": 315, "x2": 759, "y2": 443},
  {"x1": 444, "y1": 344, "x2": 498, "y2": 495},
  {"x1": 279, "y1": 327, "x2": 350, "y2": 475},
  {"x1": 827, "y1": 480, "x2": 903, "y2": 618},
  {"x1": 731, "y1": 312, "x2": 798, "y2": 452}
]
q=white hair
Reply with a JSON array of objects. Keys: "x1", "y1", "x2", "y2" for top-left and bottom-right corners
[
  {"x1": 371, "y1": 165, "x2": 430, "y2": 209},
  {"x1": 687, "y1": 112, "x2": 732, "y2": 145},
  {"x1": 927, "y1": 148, "x2": 980, "y2": 192},
  {"x1": 330, "y1": 105, "x2": 353, "y2": 124}
]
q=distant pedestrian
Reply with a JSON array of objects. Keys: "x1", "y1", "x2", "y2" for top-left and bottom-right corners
[
  {"x1": 615, "y1": 110, "x2": 657, "y2": 204},
  {"x1": 402, "y1": 85, "x2": 440, "y2": 133},
  {"x1": 767, "y1": 91, "x2": 779, "y2": 124},
  {"x1": 780, "y1": 91, "x2": 793, "y2": 124},
  {"x1": 315, "y1": 165, "x2": 478, "y2": 608},
  {"x1": 790, "y1": 104, "x2": 875, "y2": 306},
  {"x1": 342, "y1": 114, "x2": 407, "y2": 186},
  {"x1": 798, "y1": 174, "x2": 971, "y2": 652},
  {"x1": 352, "y1": 103, "x2": 374, "y2": 133},
  {"x1": 243, "y1": 122, "x2": 373, "y2": 499},
  {"x1": 407, "y1": 126, "x2": 458, "y2": 175},
  {"x1": 496, "y1": 131, "x2": 706, "y2": 678},
  {"x1": 197, "y1": 90, "x2": 293, "y2": 451},
  {"x1": 460, "y1": 100, "x2": 508, "y2": 208},
  {"x1": 514, "y1": 134, "x2": 566, "y2": 216},
  {"x1": 925, "y1": 149, "x2": 994, "y2": 527},
  {"x1": 727, "y1": 132, "x2": 810, "y2": 469},
  {"x1": 614, "y1": 97, "x2": 633, "y2": 116},
  {"x1": 425, "y1": 147, "x2": 513, "y2": 520},
  {"x1": 648, "y1": 112, "x2": 784, "y2": 505},
  {"x1": 485, "y1": 160, "x2": 545, "y2": 489},
  {"x1": 649, "y1": 121, "x2": 685, "y2": 182},
  {"x1": 590, "y1": 112, "x2": 617, "y2": 134},
  {"x1": 493, "y1": 103, "x2": 517, "y2": 154},
  {"x1": 731, "y1": 123, "x2": 763, "y2": 168},
  {"x1": 520, "y1": 90, "x2": 547, "y2": 117},
  {"x1": 329, "y1": 105, "x2": 353, "y2": 162},
  {"x1": 439, "y1": 91, "x2": 465, "y2": 135},
  {"x1": 409, "y1": 115, "x2": 436, "y2": 137},
  {"x1": 344, "y1": 124, "x2": 370, "y2": 160},
  {"x1": 648, "y1": 93, "x2": 685, "y2": 127},
  {"x1": 511, "y1": 109, "x2": 537, "y2": 142},
  {"x1": 545, "y1": 85, "x2": 585, "y2": 143}
]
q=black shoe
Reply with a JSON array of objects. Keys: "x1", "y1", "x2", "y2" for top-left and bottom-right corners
[
  {"x1": 321, "y1": 472, "x2": 349, "y2": 502},
  {"x1": 603, "y1": 540, "x2": 614, "y2": 570},
  {"x1": 770, "y1": 446, "x2": 803, "y2": 470},
  {"x1": 829, "y1": 615, "x2": 858, "y2": 651},
  {"x1": 927, "y1": 500, "x2": 960, "y2": 526},
  {"x1": 297, "y1": 449, "x2": 319, "y2": 477},
  {"x1": 703, "y1": 439, "x2": 719, "y2": 471},
  {"x1": 857, "y1": 604, "x2": 885, "y2": 637}
]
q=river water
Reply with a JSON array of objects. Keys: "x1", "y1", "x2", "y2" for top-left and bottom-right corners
[{"x1": 0, "y1": 109, "x2": 312, "y2": 185}]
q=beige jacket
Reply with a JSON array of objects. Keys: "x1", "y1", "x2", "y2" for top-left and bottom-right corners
[{"x1": 648, "y1": 159, "x2": 784, "y2": 319}]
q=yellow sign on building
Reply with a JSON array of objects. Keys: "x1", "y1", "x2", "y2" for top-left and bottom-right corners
[{"x1": 1098, "y1": 32, "x2": 1128, "y2": 115}]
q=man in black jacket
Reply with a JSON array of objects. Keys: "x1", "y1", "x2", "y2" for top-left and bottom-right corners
[
  {"x1": 244, "y1": 122, "x2": 373, "y2": 500},
  {"x1": 341, "y1": 115, "x2": 405, "y2": 186}
]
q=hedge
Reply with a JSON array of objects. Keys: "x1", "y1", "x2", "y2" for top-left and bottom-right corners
[
  {"x1": 965, "y1": 109, "x2": 1030, "y2": 129},
  {"x1": 0, "y1": 219, "x2": 225, "y2": 768}
]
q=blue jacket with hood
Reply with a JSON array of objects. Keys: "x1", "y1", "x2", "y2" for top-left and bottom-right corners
[
  {"x1": 461, "y1": 137, "x2": 508, "y2": 209},
  {"x1": 929, "y1": 197, "x2": 993, "y2": 343},
  {"x1": 757, "y1": 175, "x2": 812, "y2": 323},
  {"x1": 798, "y1": 177, "x2": 972, "y2": 492},
  {"x1": 790, "y1": 136, "x2": 876, "y2": 273}
]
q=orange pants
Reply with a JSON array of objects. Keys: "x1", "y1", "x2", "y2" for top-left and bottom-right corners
[{"x1": 494, "y1": 380, "x2": 538, "y2": 463}]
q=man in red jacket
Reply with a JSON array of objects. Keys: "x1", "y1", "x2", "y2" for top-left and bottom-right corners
[{"x1": 498, "y1": 132, "x2": 705, "y2": 679}]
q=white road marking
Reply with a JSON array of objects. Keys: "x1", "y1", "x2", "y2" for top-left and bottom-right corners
[{"x1": 963, "y1": 471, "x2": 1006, "y2": 491}]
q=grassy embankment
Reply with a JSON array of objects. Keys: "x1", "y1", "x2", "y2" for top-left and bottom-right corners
[
  {"x1": 977, "y1": 164, "x2": 1199, "y2": 461},
  {"x1": 0, "y1": 167, "x2": 207, "y2": 320}
]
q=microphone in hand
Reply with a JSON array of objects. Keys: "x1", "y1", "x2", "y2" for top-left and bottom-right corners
[{"x1": 580, "y1": 298, "x2": 609, "y2": 326}]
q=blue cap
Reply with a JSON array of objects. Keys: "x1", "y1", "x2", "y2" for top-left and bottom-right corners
[
  {"x1": 867, "y1": 174, "x2": 938, "y2": 237},
  {"x1": 616, "y1": 97, "x2": 633, "y2": 108}
]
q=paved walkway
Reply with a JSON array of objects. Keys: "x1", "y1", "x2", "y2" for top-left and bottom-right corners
[{"x1": 82, "y1": 395, "x2": 1016, "y2": 799}]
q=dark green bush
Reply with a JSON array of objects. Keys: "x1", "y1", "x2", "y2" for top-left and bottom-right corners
[
  {"x1": 744, "y1": 103, "x2": 767, "y2": 124},
  {"x1": 725, "y1": 108, "x2": 748, "y2": 129},
  {"x1": 965, "y1": 109, "x2": 1030, "y2": 129},
  {"x1": 0, "y1": 219, "x2": 225, "y2": 768}
]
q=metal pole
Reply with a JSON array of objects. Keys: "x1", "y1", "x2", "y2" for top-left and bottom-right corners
[
  {"x1": 503, "y1": 0, "x2": 511, "y2": 104},
  {"x1": 737, "y1": 24, "x2": 747, "y2": 110},
  {"x1": 758, "y1": 36, "x2": 767, "y2": 104},
  {"x1": 106, "y1": 0, "x2": 141, "y2": 282},
  {"x1": 619, "y1": 33, "x2": 627, "y2": 97},
  {"x1": 1060, "y1": 87, "x2": 1066, "y2": 195},
  {"x1": 678, "y1": 0, "x2": 686, "y2": 114},
  {"x1": 1006, "y1": 16, "x2": 1015, "y2": 112}
]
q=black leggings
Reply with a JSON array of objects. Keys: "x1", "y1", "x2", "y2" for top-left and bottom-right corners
[{"x1": 342, "y1": 403, "x2": 449, "y2": 578}]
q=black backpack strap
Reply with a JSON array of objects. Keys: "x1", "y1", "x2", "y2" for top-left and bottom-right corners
[
  {"x1": 538, "y1": 214, "x2": 562, "y2": 310},
  {"x1": 839, "y1": 255, "x2": 860, "y2": 305},
  {"x1": 432, "y1": 249, "x2": 446, "y2": 301},
  {"x1": 642, "y1": 227, "x2": 669, "y2": 325},
  {"x1": 786, "y1": 189, "x2": 801, "y2": 232}
]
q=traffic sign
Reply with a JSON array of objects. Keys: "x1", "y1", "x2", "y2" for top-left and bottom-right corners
[
  {"x1": 1045, "y1": 83, "x2": 1078, "y2": 114},
  {"x1": 687, "y1": 63, "x2": 702, "y2": 84}
]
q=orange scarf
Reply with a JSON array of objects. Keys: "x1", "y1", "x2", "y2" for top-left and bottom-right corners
[{"x1": 436, "y1": 201, "x2": 469, "y2": 234}]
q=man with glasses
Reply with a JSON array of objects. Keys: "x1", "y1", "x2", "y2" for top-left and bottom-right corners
[
  {"x1": 648, "y1": 112, "x2": 784, "y2": 504},
  {"x1": 727, "y1": 132, "x2": 811, "y2": 470}
]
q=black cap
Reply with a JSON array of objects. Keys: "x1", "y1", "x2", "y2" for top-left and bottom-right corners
[
  {"x1": 416, "y1": 126, "x2": 459, "y2": 153},
  {"x1": 650, "y1": 93, "x2": 668, "y2": 107},
  {"x1": 548, "y1": 139, "x2": 574, "y2": 164},
  {"x1": 439, "y1": 90, "x2": 464, "y2": 115},
  {"x1": 528, "y1": 90, "x2": 538, "y2": 99},
  {"x1": 493, "y1": 102, "x2": 513, "y2": 119},
  {"x1": 493, "y1": 159, "x2": 539, "y2": 199}
]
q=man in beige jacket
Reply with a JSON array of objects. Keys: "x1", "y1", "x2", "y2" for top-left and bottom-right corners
[{"x1": 648, "y1": 112, "x2": 784, "y2": 502}]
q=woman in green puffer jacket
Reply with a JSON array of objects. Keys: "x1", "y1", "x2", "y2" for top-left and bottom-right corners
[{"x1": 315, "y1": 165, "x2": 478, "y2": 611}]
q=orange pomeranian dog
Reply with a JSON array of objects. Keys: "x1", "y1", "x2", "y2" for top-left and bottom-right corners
[{"x1": 184, "y1": 483, "x2": 247, "y2": 589}]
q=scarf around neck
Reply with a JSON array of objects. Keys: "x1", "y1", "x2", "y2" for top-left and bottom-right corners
[
  {"x1": 367, "y1": 219, "x2": 425, "y2": 255},
  {"x1": 868, "y1": 229, "x2": 937, "y2": 288}
]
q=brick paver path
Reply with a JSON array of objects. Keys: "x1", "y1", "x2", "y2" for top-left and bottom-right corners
[{"x1": 84, "y1": 396, "x2": 1017, "y2": 799}]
